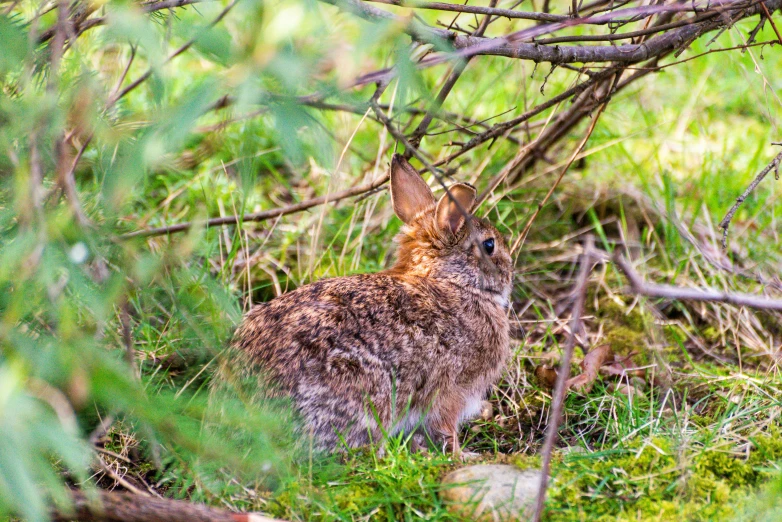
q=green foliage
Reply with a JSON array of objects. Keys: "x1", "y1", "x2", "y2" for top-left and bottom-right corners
[{"x1": 0, "y1": 0, "x2": 359, "y2": 517}]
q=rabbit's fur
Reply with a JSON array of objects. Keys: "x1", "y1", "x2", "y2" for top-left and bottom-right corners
[{"x1": 231, "y1": 155, "x2": 513, "y2": 455}]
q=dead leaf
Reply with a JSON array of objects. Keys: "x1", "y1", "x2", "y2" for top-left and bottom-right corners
[
  {"x1": 535, "y1": 365, "x2": 558, "y2": 390},
  {"x1": 566, "y1": 344, "x2": 614, "y2": 393},
  {"x1": 600, "y1": 352, "x2": 645, "y2": 379}
]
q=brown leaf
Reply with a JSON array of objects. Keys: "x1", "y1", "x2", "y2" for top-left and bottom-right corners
[
  {"x1": 566, "y1": 344, "x2": 615, "y2": 393},
  {"x1": 535, "y1": 365, "x2": 559, "y2": 390},
  {"x1": 600, "y1": 352, "x2": 645, "y2": 379}
]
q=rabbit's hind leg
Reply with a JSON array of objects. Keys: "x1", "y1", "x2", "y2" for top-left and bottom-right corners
[
  {"x1": 424, "y1": 394, "x2": 484, "y2": 460},
  {"x1": 296, "y1": 385, "x2": 384, "y2": 450},
  {"x1": 423, "y1": 396, "x2": 464, "y2": 458}
]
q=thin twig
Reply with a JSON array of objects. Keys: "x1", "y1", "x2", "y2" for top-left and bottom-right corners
[
  {"x1": 760, "y1": 1, "x2": 782, "y2": 44},
  {"x1": 368, "y1": 94, "x2": 471, "y2": 216},
  {"x1": 89, "y1": 414, "x2": 115, "y2": 445},
  {"x1": 119, "y1": 173, "x2": 391, "y2": 239},
  {"x1": 344, "y1": 0, "x2": 770, "y2": 83},
  {"x1": 406, "y1": 0, "x2": 494, "y2": 149},
  {"x1": 436, "y1": 65, "x2": 621, "y2": 167},
  {"x1": 56, "y1": 137, "x2": 93, "y2": 228},
  {"x1": 613, "y1": 254, "x2": 782, "y2": 311},
  {"x1": 48, "y1": 0, "x2": 68, "y2": 91},
  {"x1": 109, "y1": 45, "x2": 136, "y2": 101},
  {"x1": 718, "y1": 147, "x2": 782, "y2": 248},
  {"x1": 106, "y1": 0, "x2": 238, "y2": 109},
  {"x1": 121, "y1": 301, "x2": 138, "y2": 378},
  {"x1": 510, "y1": 89, "x2": 612, "y2": 254},
  {"x1": 94, "y1": 456, "x2": 148, "y2": 497},
  {"x1": 590, "y1": 40, "x2": 778, "y2": 71},
  {"x1": 37, "y1": 0, "x2": 205, "y2": 44},
  {"x1": 364, "y1": 0, "x2": 569, "y2": 22},
  {"x1": 533, "y1": 235, "x2": 595, "y2": 522},
  {"x1": 47, "y1": 0, "x2": 93, "y2": 227}
]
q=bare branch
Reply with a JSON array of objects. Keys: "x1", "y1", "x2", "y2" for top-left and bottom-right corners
[
  {"x1": 37, "y1": 0, "x2": 206, "y2": 44},
  {"x1": 533, "y1": 236, "x2": 595, "y2": 522},
  {"x1": 407, "y1": 0, "x2": 498, "y2": 149},
  {"x1": 718, "y1": 147, "x2": 782, "y2": 248},
  {"x1": 613, "y1": 254, "x2": 782, "y2": 311},
  {"x1": 55, "y1": 135, "x2": 93, "y2": 228},
  {"x1": 336, "y1": 0, "x2": 781, "y2": 89},
  {"x1": 141, "y1": 0, "x2": 206, "y2": 12},
  {"x1": 119, "y1": 173, "x2": 391, "y2": 239},
  {"x1": 363, "y1": 0, "x2": 569, "y2": 23}
]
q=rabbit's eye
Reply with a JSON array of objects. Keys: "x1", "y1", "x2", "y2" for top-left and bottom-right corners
[{"x1": 482, "y1": 238, "x2": 495, "y2": 255}]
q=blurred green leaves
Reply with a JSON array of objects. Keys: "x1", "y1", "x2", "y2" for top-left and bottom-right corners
[
  {"x1": 0, "y1": 16, "x2": 28, "y2": 76},
  {"x1": 0, "y1": 0, "x2": 404, "y2": 517},
  {"x1": 0, "y1": 365, "x2": 91, "y2": 522}
]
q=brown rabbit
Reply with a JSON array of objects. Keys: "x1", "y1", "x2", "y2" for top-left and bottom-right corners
[{"x1": 230, "y1": 154, "x2": 513, "y2": 456}]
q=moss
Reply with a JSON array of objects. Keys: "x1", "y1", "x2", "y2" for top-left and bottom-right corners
[
  {"x1": 688, "y1": 434, "x2": 782, "y2": 501},
  {"x1": 543, "y1": 437, "x2": 761, "y2": 521},
  {"x1": 662, "y1": 324, "x2": 686, "y2": 344},
  {"x1": 690, "y1": 414, "x2": 714, "y2": 428},
  {"x1": 596, "y1": 299, "x2": 649, "y2": 333},
  {"x1": 264, "y1": 425, "x2": 782, "y2": 522},
  {"x1": 603, "y1": 326, "x2": 647, "y2": 355},
  {"x1": 509, "y1": 452, "x2": 542, "y2": 471},
  {"x1": 748, "y1": 429, "x2": 782, "y2": 468},
  {"x1": 685, "y1": 473, "x2": 730, "y2": 502},
  {"x1": 268, "y1": 448, "x2": 456, "y2": 521},
  {"x1": 702, "y1": 326, "x2": 721, "y2": 343},
  {"x1": 593, "y1": 298, "x2": 653, "y2": 365}
]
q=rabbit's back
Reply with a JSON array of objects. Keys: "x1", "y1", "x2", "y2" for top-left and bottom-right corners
[{"x1": 234, "y1": 272, "x2": 507, "y2": 449}]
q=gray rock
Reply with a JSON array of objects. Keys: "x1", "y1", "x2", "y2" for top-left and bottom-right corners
[{"x1": 440, "y1": 464, "x2": 542, "y2": 521}]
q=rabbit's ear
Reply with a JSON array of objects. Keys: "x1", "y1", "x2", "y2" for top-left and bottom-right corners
[
  {"x1": 390, "y1": 154, "x2": 436, "y2": 224},
  {"x1": 435, "y1": 183, "x2": 477, "y2": 235}
]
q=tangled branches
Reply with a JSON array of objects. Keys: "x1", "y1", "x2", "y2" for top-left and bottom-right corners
[
  {"x1": 69, "y1": 0, "x2": 777, "y2": 238},
  {"x1": 28, "y1": 0, "x2": 781, "y2": 238}
]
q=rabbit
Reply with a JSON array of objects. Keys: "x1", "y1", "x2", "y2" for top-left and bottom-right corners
[{"x1": 229, "y1": 154, "x2": 513, "y2": 457}]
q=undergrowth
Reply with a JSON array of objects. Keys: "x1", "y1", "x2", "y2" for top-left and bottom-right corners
[{"x1": 1, "y1": 0, "x2": 781, "y2": 520}]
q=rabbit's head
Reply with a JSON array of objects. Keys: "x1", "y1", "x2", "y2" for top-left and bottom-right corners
[{"x1": 389, "y1": 154, "x2": 513, "y2": 308}]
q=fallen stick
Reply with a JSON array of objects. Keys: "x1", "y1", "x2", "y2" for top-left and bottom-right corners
[{"x1": 53, "y1": 490, "x2": 286, "y2": 522}]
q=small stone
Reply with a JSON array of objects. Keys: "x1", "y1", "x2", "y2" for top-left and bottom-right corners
[{"x1": 440, "y1": 464, "x2": 541, "y2": 521}]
